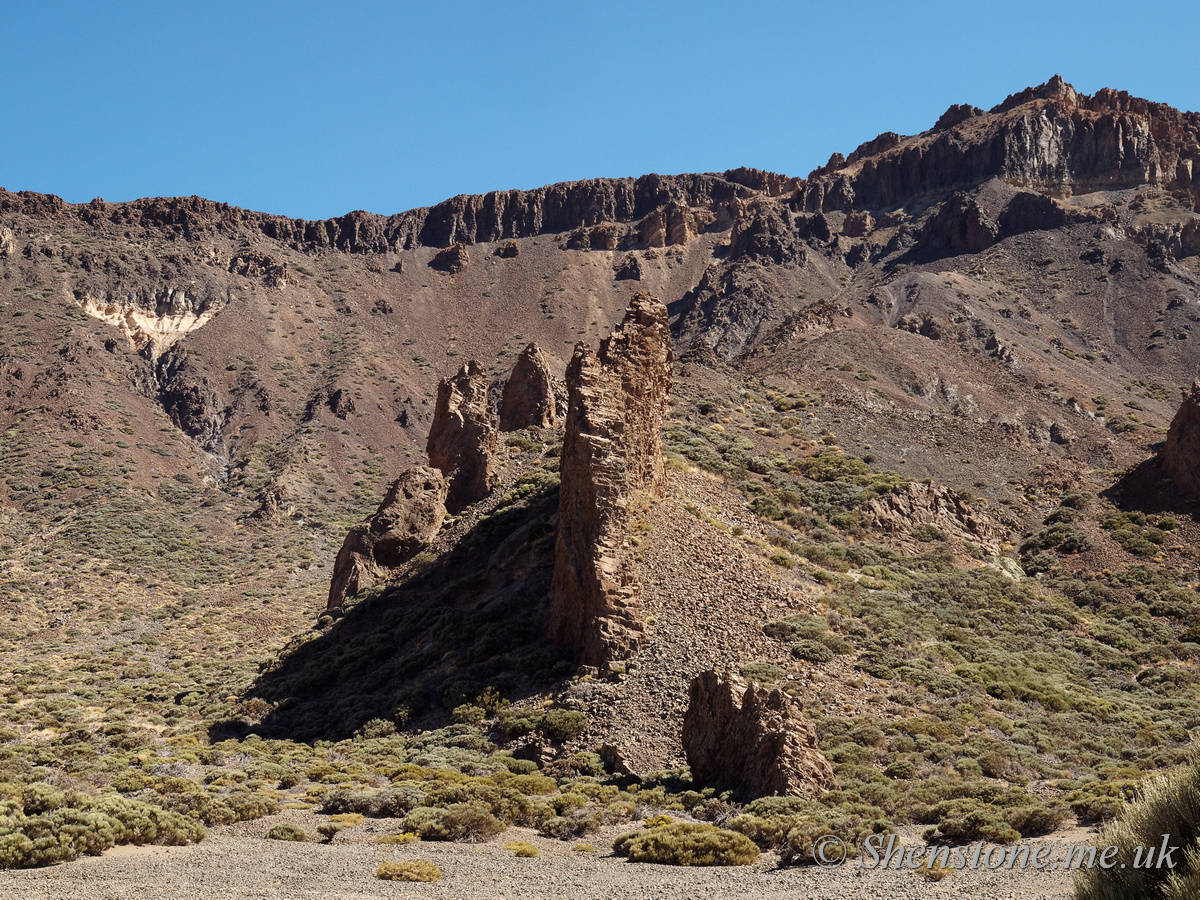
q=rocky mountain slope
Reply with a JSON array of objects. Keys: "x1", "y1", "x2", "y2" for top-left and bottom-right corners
[{"x1": 2, "y1": 76, "x2": 1200, "y2": 875}]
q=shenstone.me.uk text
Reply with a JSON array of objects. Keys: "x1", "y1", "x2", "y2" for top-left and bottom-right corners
[{"x1": 810, "y1": 834, "x2": 1180, "y2": 871}]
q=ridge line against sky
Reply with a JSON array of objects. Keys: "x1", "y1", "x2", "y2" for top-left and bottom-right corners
[{"x1": 2, "y1": 0, "x2": 1199, "y2": 221}]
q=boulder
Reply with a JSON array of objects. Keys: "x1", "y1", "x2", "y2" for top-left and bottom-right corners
[
  {"x1": 429, "y1": 243, "x2": 470, "y2": 273},
  {"x1": 549, "y1": 293, "x2": 672, "y2": 667},
  {"x1": 500, "y1": 343, "x2": 557, "y2": 431},
  {"x1": 1163, "y1": 381, "x2": 1200, "y2": 501},
  {"x1": 327, "y1": 467, "x2": 448, "y2": 609},
  {"x1": 682, "y1": 671, "x2": 838, "y2": 798},
  {"x1": 427, "y1": 360, "x2": 498, "y2": 513},
  {"x1": 614, "y1": 254, "x2": 642, "y2": 281}
]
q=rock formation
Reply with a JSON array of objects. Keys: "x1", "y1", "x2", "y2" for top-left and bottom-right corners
[
  {"x1": 327, "y1": 467, "x2": 448, "y2": 609},
  {"x1": 499, "y1": 343, "x2": 557, "y2": 431},
  {"x1": 862, "y1": 481, "x2": 1012, "y2": 554},
  {"x1": 549, "y1": 293, "x2": 672, "y2": 667},
  {"x1": 682, "y1": 671, "x2": 839, "y2": 799},
  {"x1": 1163, "y1": 381, "x2": 1200, "y2": 501},
  {"x1": 429, "y1": 243, "x2": 469, "y2": 273},
  {"x1": 426, "y1": 361, "x2": 498, "y2": 513}
]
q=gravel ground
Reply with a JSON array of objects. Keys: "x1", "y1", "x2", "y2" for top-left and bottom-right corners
[{"x1": 0, "y1": 813, "x2": 1093, "y2": 900}]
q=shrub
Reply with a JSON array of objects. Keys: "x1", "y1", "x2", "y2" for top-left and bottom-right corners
[
  {"x1": 510, "y1": 774, "x2": 557, "y2": 796},
  {"x1": 372, "y1": 832, "x2": 420, "y2": 844},
  {"x1": 573, "y1": 843, "x2": 596, "y2": 852},
  {"x1": 792, "y1": 640, "x2": 835, "y2": 663},
  {"x1": 615, "y1": 823, "x2": 759, "y2": 866},
  {"x1": 1075, "y1": 756, "x2": 1200, "y2": 899},
  {"x1": 402, "y1": 802, "x2": 505, "y2": 842},
  {"x1": 504, "y1": 840, "x2": 539, "y2": 857},
  {"x1": 539, "y1": 710, "x2": 587, "y2": 743},
  {"x1": 375, "y1": 860, "x2": 441, "y2": 882},
  {"x1": 739, "y1": 662, "x2": 785, "y2": 684},
  {"x1": 265, "y1": 823, "x2": 307, "y2": 842},
  {"x1": 317, "y1": 823, "x2": 341, "y2": 842},
  {"x1": 452, "y1": 704, "x2": 485, "y2": 726},
  {"x1": 911, "y1": 524, "x2": 945, "y2": 543}
]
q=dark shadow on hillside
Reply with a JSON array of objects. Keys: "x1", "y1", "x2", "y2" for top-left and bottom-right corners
[
  {"x1": 1100, "y1": 453, "x2": 1198, "y2": 519},
  {"x1": 224, "y1": 490, "x2": 571, "y2": 742}
]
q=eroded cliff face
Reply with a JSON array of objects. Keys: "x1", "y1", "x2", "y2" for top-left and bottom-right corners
[
  {"x1": 682, "y1": 671, "x2": 839, "y2": 799},
  {"x1": 797, "y1": 76, "x2": 1200, "y2": 213},
  {"x1": 499, "y1": 343, "x2": 558, "y2": 431},
  {"x1": 1163, "y1": 381, "x2": 1200, "y2": 501},
  {"x1": 550, "y1": 293, "x2": 673, "y2": 668},
  {"x1": 426, "y1": 361, "x2": 499, "y2": 514},
  {"x1": 327, "y1": 467, "x2": 448, "y2": 609}
]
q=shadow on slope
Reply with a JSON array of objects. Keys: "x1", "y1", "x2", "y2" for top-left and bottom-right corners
[{"x1": 229, "y1": 490, "x2": 571, "y2": 742}]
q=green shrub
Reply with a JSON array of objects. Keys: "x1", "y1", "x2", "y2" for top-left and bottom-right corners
[
  {"x1": 1074, "y1": 755, "x2": 1200, "y2": 899},
  {"x1": 504, "y1": 840, "x2": 539, "y2": 857},
  {"x1": 376, "y1": 860, "x2": 441, "y2": 882},
  {"x1": 614, "y1": 823, "x2": 759, "y2": 866},
  {"x1": 402, "y1": 802, "x2": 505, "y2": 842},
  {"x1": 539, "y1": 710, "x2": 587, "y2": 744},
  {"x1": 792, "y1": 640, "x2": 835, "y2": 663},
  {"x1": 510, "y1": 774, "x2": 557, "y2": 796},
  {"x1": 266, "y1": 823, "x2": 307, "y2": 841},
  {"x1": 739, "y1": 662, "x2": 785, "y2": 684},
  {"x1": 452, "y1": 704, "x2": 485, "y2": 726},
  {"x1": 911, "y1": 524, "x2": 945, "y2": 543}
]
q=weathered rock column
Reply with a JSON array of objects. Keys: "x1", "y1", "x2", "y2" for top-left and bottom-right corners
[
  {"x1": 682, "y1": 671, "x2": 839, "y2": 798},
  {"x1": 500, "y1": 343, "x2": 558, "y2": 431},
  {"x1": 549, "y1": 293, "x2": 672, "y2": 668},
  {"x1": 1163, "y1": 381, "x2": 1200, "y2": 501},
  {"x1": 426, "y1": 360, "x2": 498, "y2": 514},
  {"x1": 327, "y1": 466, "x2": 448, "y2": 609}
]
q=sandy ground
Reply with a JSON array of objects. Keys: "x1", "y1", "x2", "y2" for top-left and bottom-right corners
[{"x1": 0, "y1": 813, "x2": 1099, "y2": 900}]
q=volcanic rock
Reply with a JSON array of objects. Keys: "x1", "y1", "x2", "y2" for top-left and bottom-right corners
[
  {"x1": 614, "y1": 254, "x2": 642, "y2": 281},
  {"x1": 1163, "y1": 381, "x2": 1200, "y2": 501},
  {"x1": 682, "y1": 671, "x2": 839, "y2": 798},
  {"x1": 500, "y1": 343, "x2": 557, "y2": 431},
  {"x1": 327, "y1": 467, "x2": 448, "y2": 609},
  {"x1": 550, "y1": 293, "x2": 672, "y2": 667},
  {"x1": 429, "y1": 243, "x2": 470, "y2": 273},
  {"x1": 862, "y1": 481, "x2": 1012, "y2": 554},
  {"x1": 427, "y1": 360, "x2": 498, "y2": 513}
]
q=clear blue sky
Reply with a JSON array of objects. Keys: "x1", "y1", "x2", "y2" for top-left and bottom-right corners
[{"x1": 3, "y1": 1, "x2": 1198, "y2": 221}]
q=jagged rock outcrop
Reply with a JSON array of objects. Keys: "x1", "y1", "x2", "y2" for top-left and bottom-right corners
[
  {"x1": 1163, "y1": 381, "x2": 1200, "y2": 501},
  {"x1": 429, "y1": 243, "x2": 469, "y2": 273},
  {"x1": 427, "y1": 361, "x2": 498, "y2": 513},
  {"x1": 614, "y1": 254, "x2": 642, "y2": 281},
  {"x1": 682, "y1": 671, "x2": 839, "y2": 798},
  {"x1": 550, "y1": 293, "x2": 672, "y2": 667},
  {"x1": 795, "y1": 76, "x2": 1200, "y2": 214},
  {"x1": 327, "y1": 467, "x2": 448, "y2": 609},
  {"x1": 0, "y1": 227, "x2": 16, "y2": 258},
  {"x1": 500, "y1": 343, "x2": 557, "y2": 431},
  {"x1": 862, "y1": 481, "x2": 1012, "y2": 554}
]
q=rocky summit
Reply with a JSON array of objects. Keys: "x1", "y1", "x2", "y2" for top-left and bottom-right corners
[{"x1": 3, "y1": 77, "x2": 1200, "y2": 890}]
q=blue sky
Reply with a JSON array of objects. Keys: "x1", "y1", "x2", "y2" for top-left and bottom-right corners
[{"x1": 3, "y1": 1, "x2": 1198, "y2": 221}]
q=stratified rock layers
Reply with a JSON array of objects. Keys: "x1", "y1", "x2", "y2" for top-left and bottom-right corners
[
  {"x1": 1163, "y1": 381, "x2": 1200, "y2": 501},
  {"x1": 327, "y1": 466, "x2": 448, "y2": 609},
  {"x1": 682, "y1": 671, "x2": 839, "y2": 798},
  {"x1": 550, "y1": 293, "x2": 672, "y2": 667},
  {"x1": 426, "y1": 361, "x2": 498, "y2": 514}
]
